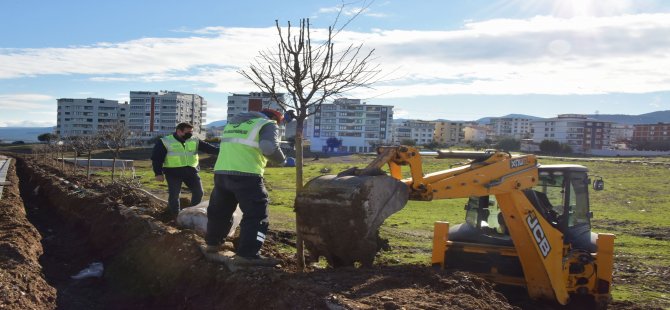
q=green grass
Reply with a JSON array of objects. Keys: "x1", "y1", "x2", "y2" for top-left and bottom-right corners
[{"x1": 57, "y1": 149, "x2": 670, "y2": 307}]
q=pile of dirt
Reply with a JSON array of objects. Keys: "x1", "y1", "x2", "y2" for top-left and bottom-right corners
[{"x1": 0, "y1": 159, "x2": 57, "y2": 309}]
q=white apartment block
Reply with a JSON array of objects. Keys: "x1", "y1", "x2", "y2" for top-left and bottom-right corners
[
  {"x1": 610, "y1": 123, "x2": 634, "y2": 142},
  {"x1": 391, "y1": 119, "x2": 435, "y2": 145},
  {"x1": 127, "y1": 91, "x2": 206, "y2": 142},
  {"x1": 306, "y1": 98, "x2": 393, "y2": 153},
  {"x1": 463, "y1": 125, "x2": 491, "y2": 142},
  {"x1": 489, "y1": 116, "x2": 534, "y2": 139},
  {"x1": 226, "y1": 92, "x2": 285, "y2": 119},
  {"x1": 531, "y1": 114, "x2": 613, "y2": 153},
  {"x1": 226, "y1": 92, "x2": 290, "y2": 138},
  {"x1": 433, "y1": 121, "x2": 465, "y2": 145},
  {"x1": 56, "y1": 98, "x2": 128, "y2": 137}
]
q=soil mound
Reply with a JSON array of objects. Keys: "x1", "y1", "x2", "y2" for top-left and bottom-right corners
[{"x1": 0, "y1": 159, "x2": 57, "y2": 309}]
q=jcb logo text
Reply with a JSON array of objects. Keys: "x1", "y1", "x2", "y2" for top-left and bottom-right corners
[{"x1": 526, "y1": 213, "x2": 551, "y2": 258}]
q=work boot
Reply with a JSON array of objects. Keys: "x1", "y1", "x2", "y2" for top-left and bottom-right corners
[
  {"x1": 218, "y1": 254, "x2": 281, "y2": 272},
  {"x1": 201, "y1": 249, "x2": 236, "y2": 264},
  {"x1": 232, "y1": 255, "x2": 281, "y2": 267},
  {"x1": 200, "y1": 241, "x2": 235, "y2": 254}
]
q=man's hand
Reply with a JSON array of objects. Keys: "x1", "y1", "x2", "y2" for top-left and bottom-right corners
[{"x1": 155, "y1": 175, "x2": 165, "y2": 182}]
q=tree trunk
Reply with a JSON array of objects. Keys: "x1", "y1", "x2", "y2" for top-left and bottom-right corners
[
  {"x1": 112, "y1": 148, "x2": 119, "y2": 181},
  {"x1": 61, "y1": 149, "x2": 65, "y2": 172},
  {"x1": 294, "y1": 117, "x2": 306, "y2": 271},
  {"x1": 86, "y1": 151, "x2": 92, "y2": 179},
  {"x1": 73, "y1": 154, "x2": 78, "y2": 175}
]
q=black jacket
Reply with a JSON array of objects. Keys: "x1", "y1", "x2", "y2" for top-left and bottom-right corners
[{"x1": 151, "y1": 133, "x2": 219, "y2": 176}]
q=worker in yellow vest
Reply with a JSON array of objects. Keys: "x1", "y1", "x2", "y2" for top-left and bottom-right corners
[
  {"x1": 151, "y1": 122, "x2": 219, "y2": 217},
  {"x1": 203, "y1": 108, "x2": 292, "y2": 267}
]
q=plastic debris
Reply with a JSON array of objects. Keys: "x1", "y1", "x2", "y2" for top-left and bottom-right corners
[
  {"x1": 177, "y1": 200, "x2": 242, "y2": 238},
  {"x1": 71, "y1": 262, "x2": 104, "y2": 280}
]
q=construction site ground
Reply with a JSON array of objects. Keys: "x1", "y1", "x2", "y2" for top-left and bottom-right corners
[{"x1": 1, "y1": 150, "x2": 668, "y2": 309}]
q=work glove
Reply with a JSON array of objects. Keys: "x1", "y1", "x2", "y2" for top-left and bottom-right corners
[
  {"x1": 283, "y1": 157, "x2": 295, "y2": 167},
  {"x1": 284, "y1": 110, "x2": 296, "y2": 123}
]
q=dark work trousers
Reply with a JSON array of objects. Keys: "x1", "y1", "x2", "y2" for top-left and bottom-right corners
[
  {"x1": 205, "y1": 174, "x2": 269, "y2": 258},
  {"x1": 164, "y1": 167, "x2": 204, "y2": 214}
]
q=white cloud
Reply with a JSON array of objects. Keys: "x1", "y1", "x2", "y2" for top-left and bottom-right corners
[
  {"x1": 316, "y1": 5, "x2": 387, "y2": 18},
  {"x1": 489, "y1": 0, "x2": 644, "y2": 18},
  {"x1": 0, "y1": 93, "x2": 54, "y2": 110},
  {"x1": 318, "y1": 7, "x2": 340, "y2": 14},
  {"x1": 393, "y1": 108, "x2": 409, "y2": 118},
  {"x1": 1, "y1": 13, "x2": 670, "y2": 100},
  {"x1": 649, "y1": 95, "x2": 668, "y2": 108},
  {"x1": 0, "y1": 120, "x2": 55, "y2": 127}
]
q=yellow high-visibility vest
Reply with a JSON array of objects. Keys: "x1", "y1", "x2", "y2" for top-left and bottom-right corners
[
  {"x1": 214, "y1": 118, "x2": 274, "y2": 175},
  {"x1": 161, "y1": 135, "x2": 199, "y2": 168}
]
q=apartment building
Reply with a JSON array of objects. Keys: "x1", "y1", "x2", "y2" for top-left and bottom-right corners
[
  {"x1": 226, "y1": 92, "x2": 285, "y2": 119},
  {"x1": 489, "y1": 116, "x2": 534, "y2": 139},
  {"x1": 56, "y1": 98, "x2": 128, "y2": 137},
  {"x1": 632, "y1": 123, "x2": 670, "y2": 142},
  {"x1": 127, "y1": 91, "x2": 206, "y2": 142},
  {"x1": 610, "y1": 123, "x2": 634, "y2": 143},
  {"x1": 226, "y1": 92, "x2": 291, "y2": 138},
  {"x1": 306, "y1": 98, "x2": 393, "y2": 153},
  {"x1": 391, "y1": 119, "x2": 435, "y2": 145},
  {"x1": 531, "y1": 114, "x2": 613, "y2": 153},
  {"x1": 463, "y1": 125, "x2": 491, "y2": 142},
  {"x1": 433, "y1": 121, "x2": 465, "y2": 145}
]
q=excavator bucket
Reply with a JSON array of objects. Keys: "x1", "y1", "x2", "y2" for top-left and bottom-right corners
[{"x1": 295, "y1": 172, "x2": 409, "y2": 267}]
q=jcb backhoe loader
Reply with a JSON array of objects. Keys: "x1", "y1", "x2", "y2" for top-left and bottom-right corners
[{"x1": 295, "y1": 146, "x2": 613, "y2": 306}]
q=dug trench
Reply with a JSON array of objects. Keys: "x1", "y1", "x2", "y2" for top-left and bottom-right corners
[{"x1": 0, "y1": 156, "x2": 654, "y2": 309}]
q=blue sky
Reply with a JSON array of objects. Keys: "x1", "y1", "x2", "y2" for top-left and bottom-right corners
[{"x1": 2, "y1": 0, "x2": 670, "y2": 126}]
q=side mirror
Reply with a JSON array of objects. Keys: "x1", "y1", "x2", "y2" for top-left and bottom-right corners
[{"x1": 593, "y1": 177, "x2": 604, "y2": 191}]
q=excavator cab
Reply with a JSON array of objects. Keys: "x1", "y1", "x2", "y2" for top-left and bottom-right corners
[
  {"x1": 449, "y1": 165, "x2": 602, "y2": 251},
  {"x1": 442, "y1": 164, "x2": 612, "y2": 306}
]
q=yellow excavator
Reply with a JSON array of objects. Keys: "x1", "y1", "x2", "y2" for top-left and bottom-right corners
[{"x1": 295, "y1": 146, "x2": 614, "y2": 307}]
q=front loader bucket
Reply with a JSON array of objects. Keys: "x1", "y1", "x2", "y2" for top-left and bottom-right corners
[{"x1": 295, "y1": 174, "x2": 409, "y2": 267}]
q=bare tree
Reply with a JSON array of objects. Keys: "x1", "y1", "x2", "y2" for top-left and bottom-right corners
[
  {"x1": 78, "y1": 134, "x2": 102, "y2": 179},
  {"x1": 64, "y1": 136, "x2": 82, "y2": 175},
  {"x1": 240, "y1": 9, "x2": 381, "y2": 269},
  {"x1": 32, "y1": 144, "x2": 50, "y2": 165},
  {"x1": 46, "y1": 142, "x2": 59, "y2": 167},
  {"x1": 100, "y1": 122, "x2": 132, "y2": 181},
  {"x1": 56, "y1": 140, "x2": 66, "y2": 173}
]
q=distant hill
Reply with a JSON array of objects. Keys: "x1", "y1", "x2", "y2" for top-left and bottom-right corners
[
  {"x1": 0, "y1": 127, "x2": 53, "y2": 143},
  {"x1": 587, "y1": 110, "x2": 670, "y2": 124},
  {"x1": 476, "y1": 114, "x2": 543, "y2": 124},
  {"x1": 205, "y1": 111, "x2": 669, "y2": 128},
  {"x1": 204, "y1": 120, "x2": 227, "y2": 128},
  {"x1": 472, "y1": 111, "x2": 670, "y2": 125}
]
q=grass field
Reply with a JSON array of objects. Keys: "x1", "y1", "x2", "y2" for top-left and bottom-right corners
[{"x1": 5, "y1": 145, "x2": 669, "y2": 306}]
